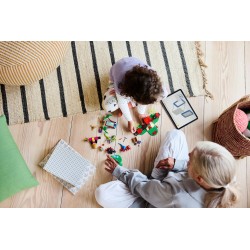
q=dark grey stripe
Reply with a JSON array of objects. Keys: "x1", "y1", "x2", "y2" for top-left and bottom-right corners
[
  {"x1": 20, "y1": 86, "x2": 29, "y2": 123},
  {"x1": 108, "y1": 41, "x2": 115, "y2": 65},
  {"x1": 177, "y1": 41, "x2": 194, "y2": 96},
  {"x1": 71, "y1": 41, "x2": 87, "y2": 113},
  {"x1": 0, "y1": 84, "x2": 9, "y2": 125},
  {"x1": 90, "y1": 41, "x2": 103, "y2": 110},
  {"x1": 160, "y1": 41, "x2": 174, "y2": 92},
  {"x1": 126, "y1": 41, "x2": 132, "y2": 57},
  {"x1": 39, "y1": 79, "x2": 49, "y2": 120},
  {"x1": 143, "y1": 41, "x2": 151, "y2": 66},
  {"x1": 57, "y1": 66, "x2": 67, "y2": 117}
]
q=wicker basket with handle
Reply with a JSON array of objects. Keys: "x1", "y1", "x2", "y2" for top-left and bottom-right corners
[{"x1": 212, "y1": 95, "x2": 250, "y2": 159}]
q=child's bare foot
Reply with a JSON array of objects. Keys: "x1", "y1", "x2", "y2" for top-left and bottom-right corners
[{"x1": 128, "y1": 121, "x2": 136, "y2": 133}]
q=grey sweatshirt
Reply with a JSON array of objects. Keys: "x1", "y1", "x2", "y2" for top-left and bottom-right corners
[{"x1": 112, "y1": 161, "x2": 208, "y2": 208}]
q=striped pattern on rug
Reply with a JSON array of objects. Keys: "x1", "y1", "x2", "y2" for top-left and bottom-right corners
[{"x1": 0, "y1": 41, "x2": 209, "y2": 125}]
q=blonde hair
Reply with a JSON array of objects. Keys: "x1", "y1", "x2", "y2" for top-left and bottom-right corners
[{"x1": 191, "y1": 141, "x2": 240, "y2": 208}]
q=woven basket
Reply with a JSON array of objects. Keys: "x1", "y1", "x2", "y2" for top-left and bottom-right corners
[
  {"x1": 212, "y1": 95, "x2": 250, "y2": 159},
  {"x1": 0, "y1": 41, "x2": 70, "y2": 86}
]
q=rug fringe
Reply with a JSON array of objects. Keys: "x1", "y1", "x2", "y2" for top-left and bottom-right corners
[{"x1": 195, "y1": 41, "x2": 214, "y2": 100}]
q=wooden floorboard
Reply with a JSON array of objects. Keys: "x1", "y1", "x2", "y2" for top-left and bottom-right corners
[
  {"x1": 244, "y1": 41, "x2": 250, "y2": 208},
  {"x1": 205, "y1": 42, "x2": 248, "y2": 207},
  {"x1": 0, "y1": 41, "x2": 249, "y2": 207}
]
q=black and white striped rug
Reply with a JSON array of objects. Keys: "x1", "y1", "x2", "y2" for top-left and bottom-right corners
[{"x1": 0, "y1": 41, "x2": 209, "y2": 125}]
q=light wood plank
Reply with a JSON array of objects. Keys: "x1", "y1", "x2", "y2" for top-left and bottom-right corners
[
  {"x1": 0, "y1": 117, "x2": 72, "y2": 208},
  {"x1": 205, "y1": 42, "x2": 247, "y2": 207},
  {"x1": 244, "y1": 41, "x2": 250, "y2": 208}
]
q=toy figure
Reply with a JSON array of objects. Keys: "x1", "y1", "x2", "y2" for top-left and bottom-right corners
[{"x1": 85, "y1": 136, "x2": 101, "y2": 149}]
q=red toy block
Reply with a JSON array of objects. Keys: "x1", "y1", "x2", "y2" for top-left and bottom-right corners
[
  {"x1": 154, "y1": 113, "x2": 160, "y2": 118},
  {"x1": 137, "y1": 128, "x2": 143, "y2": 134},
  {"x1": 143, "y1": 116, "x2": 152, "y2": 125}
]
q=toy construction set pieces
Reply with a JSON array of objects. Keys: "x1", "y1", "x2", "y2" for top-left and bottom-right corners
[
  {"x1": 105, "y1": 147, "x2": 116, "y2": 154},
  {"x1": 102, "y1": 114, "x2": 117, "y2": 134},
  {"x1": 111, "y1": 154, "x2": 123, "y2": 166},
  {"x1": 131, "y1": 137, "x2": 142, "y2": 146},
  {"x1": 134, "y1": 113, "x2": 160, "y2": 136},
  {"x1": 84, "y1": 136, "x2": 101, "y2": 149},
  {"x1": 118, "y1": 143, "x2": 131, "y2": 152},
  {"x1": 104, "y1": 133, "x2": 116, "y2": 143}
]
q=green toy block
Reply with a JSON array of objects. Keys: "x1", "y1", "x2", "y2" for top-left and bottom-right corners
[
  {"x1": 103, "y1": 114, "x2": 113, "y2": 120},
  {"x1": 111, "y1": 154, "x2": 123, "y2": 166}
]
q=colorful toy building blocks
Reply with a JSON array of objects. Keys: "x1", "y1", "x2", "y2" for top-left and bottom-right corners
[
  {"x1": 131, "y1": 137, "x2": 142, "y2": 146},
  {"x1": 134, "y1": 113, "x2": 160, "y2": 136},
  {"x1": 118, "y1": 143, "x2": 131, "y2": 152},
  {"x1": 102, "y1": 114, "x2": 117, "y2": 133},
  {"x1": 86, "y1": 136, "x2": 101, "y2": 149}
]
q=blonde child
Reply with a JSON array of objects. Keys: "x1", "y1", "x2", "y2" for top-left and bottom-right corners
[
  {"x1": 95, "y1": 130, "x2": 240, "y2": 208},
  {"x1": 102, "y1": 57, "x2": 168, "y2": 133}
]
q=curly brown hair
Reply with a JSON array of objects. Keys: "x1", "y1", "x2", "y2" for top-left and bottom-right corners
[{"x1": 119, "y1": 65, "x2": 163, "y2": 104}]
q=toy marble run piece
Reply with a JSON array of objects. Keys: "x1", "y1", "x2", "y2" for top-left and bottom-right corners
[
  {"x1": 111, "y1": 154, "x2": 123, "y2": 166},
  {"x1": 84, "y1": 136, "x2": 101, "y2": 149},
  {"x1": 134, "y1": 113, "x2": 160, "y2": 136},
  {"x1": 118, "y1": 143, "x2": 131, "y2": 152},
  {"x1": 102, "y1": 114, "x2": 117, "y2": 133}
]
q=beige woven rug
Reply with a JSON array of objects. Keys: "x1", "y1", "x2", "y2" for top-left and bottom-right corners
[{"x1": 0, "y1": 41, "x2": 211, "y2": 125}]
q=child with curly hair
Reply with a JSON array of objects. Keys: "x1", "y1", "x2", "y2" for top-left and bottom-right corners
[{"x1": 102, "y1": 57, "x2": 168, "y2": 133}]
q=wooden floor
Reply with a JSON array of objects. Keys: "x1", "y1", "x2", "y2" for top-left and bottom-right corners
[{"x1": 1, "y1": 41, "x2": 249, "y2": 208}]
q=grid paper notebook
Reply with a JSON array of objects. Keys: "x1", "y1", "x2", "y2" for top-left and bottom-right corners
[{"x1": 39, "y1": 140, "x2": 95, "y2": 195}]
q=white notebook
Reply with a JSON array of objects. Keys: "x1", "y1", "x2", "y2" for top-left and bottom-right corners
[{"x1": 39, "y1": 139, "x2": 95, "y2": 195}]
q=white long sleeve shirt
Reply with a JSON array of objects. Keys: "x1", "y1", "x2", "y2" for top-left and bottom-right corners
[{"x1": 110, "y1": 57, "x2": 168, "y2": 121}]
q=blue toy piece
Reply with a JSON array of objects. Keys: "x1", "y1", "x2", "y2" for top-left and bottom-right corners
[
  {"x1": 118, "y1": 143, "x2": 126, "y2": 151},
  {"x1": 118, "y1": 143, "x2": 131, "y2": 152}
]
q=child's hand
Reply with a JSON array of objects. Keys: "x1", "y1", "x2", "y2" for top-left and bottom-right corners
[
  {"x1": 128, "y1": 121, "x2": 136, "y2": 133},
  {"x1": 138, "y1": 113, "x2": 148, "y2": 122},
  {"x1": 104, "y1": 155, "x2": 118, "y2": 174},
  {"x1": 156, "y1": 157, "x2": 175, "y2": 170}
]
